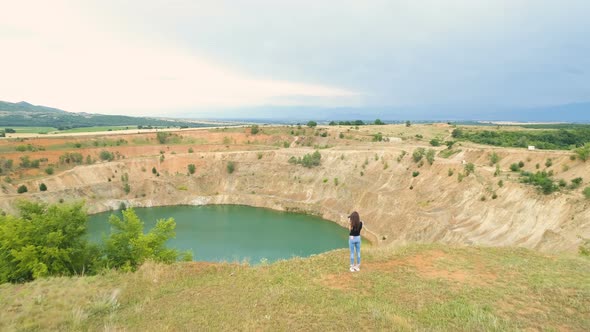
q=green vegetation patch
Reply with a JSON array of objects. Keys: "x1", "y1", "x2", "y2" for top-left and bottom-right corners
[{"x1": 453, "y1": 126, "x2": 590, "y2": 150}]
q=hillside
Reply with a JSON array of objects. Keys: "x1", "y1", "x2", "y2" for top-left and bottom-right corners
[
  {"x1": 1, "y1": 244, "x2": 588, "y2": 330},
  {"x1": 0, "y1": 100, "x2": 207, "y2": 129},
  {"x1": 0, "y1": 124, "x2": 588, "y2": 253}
]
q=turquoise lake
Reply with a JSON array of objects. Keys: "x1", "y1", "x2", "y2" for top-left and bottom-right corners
[{"x1": 87, "y1": 205, "x2": 348, "y2": 264}]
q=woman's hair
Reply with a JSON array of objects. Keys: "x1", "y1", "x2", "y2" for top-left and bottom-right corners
[{"x1": 349, "y1": 211, "x2": 361, "y2": 231}]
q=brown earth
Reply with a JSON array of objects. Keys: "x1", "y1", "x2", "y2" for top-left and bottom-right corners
[{"x1": 1, "y1": 125, "x2": 589, "y2": 253}]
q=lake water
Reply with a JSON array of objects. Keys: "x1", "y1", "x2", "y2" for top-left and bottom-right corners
[{"x1": 87, "y1": 205, "x2": 348, "y2": 264}]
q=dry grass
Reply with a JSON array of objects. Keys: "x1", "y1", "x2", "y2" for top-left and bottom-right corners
[{"x1": 1, "y1": 244, "x2": 588, "y2": 331}]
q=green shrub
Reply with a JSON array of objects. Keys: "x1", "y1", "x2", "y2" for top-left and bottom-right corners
[
  {"x1": 334, "y1": 178, "x2": 339, "y2": 186},
  {"x1": 521, "y1": 171, "x2": 558, "y2": 194},
  {"x1": 156, "y1": 132, "x2": 170, "y2": 144},
  {"x1": 188, "y1": 164, "x2": 196, "y2": 174},
  {"x1": 570, "y1": 177, "x2": 583, "y2": 189},
  {"x1": 188, "y1": 147, "x2": 194, "y2": 153},
  {"x1": 152, "y1": 167, "x2": 157, "y2": 174},
  {"x1": 250, "y1": 124, "x2": 260, "y2": 135},
  {"x1": 45, "y1": 167, "x2": 54, "y2": 175},
  {"x1": 579, "y1": 237, "x2": 590, "y2": 256},
  {"x1": 307, "y1": 121, "x2": 317, "y2": 128},
  {"x1": 227, "y1": 161, "x2": 235, "y2": 174},
  {"x1": 99, "y1": 150, "x2": 114, "y2": 161},
  {"x1": 574, "y1": 144, "x2": 590, "y2": 161},
  {"x1": 412, "y1": 148, "x2": 426, "y2": 163},
  {"x1": 373, "y1": 132, "x2": 383, "y2": 142},
  {"x1": 426, "y1": 149, "x2": 435, "y2": 165},
  {"x1": 545, "y1": 158, "x2": 553, "y2": 167},
  {"x1": 584, "y1": 187, "x2": 590, "y2": 199},
  {"x1": 123, "y1": 183, "x2": 131, "y2": 194},
  {"x1": 39, "y1": 183, "x2": 47, "y2": 191},
  {"x1": 510, "y1": 163, "x2": 520, "y2": 172},
  {"x1": 464, "y1": 163, "x2": 475, "y2": 175},
  {"x1": 17, "y1": 185, "x2": 28, "y2": 194},
  {"x1": 0, "y1": 201, "x2": 98, "y2": 283},
  {"x1": 104, "y1": 208, "x2": 189, "y2": 272},
  {"x1": 448, "y1": 168, "x2": 454, "y2": 177},
  {"x1": 498, "y1": 180, "x2": 504, "y2": 187},
  {"x1": 429, "y1": 138, "x2": 441, "y2": 146},
  {"x1": 412, "y1": 171, "x2": 420, "y2": 177},
  {"x1": 489, "y1": 152, "x2": 501, "y2": 165},
  {"x1": 518, "y1": 161, "x2": 525, "y2": 168}
]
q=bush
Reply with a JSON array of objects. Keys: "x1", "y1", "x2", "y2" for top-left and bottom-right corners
[
  {"x1": 405, "y1": 121, "x2": 411, "y2": 127},
  {"x1": 123, "y1": 183, "x2": 131, "y2": 194},
  {"x1": 17, "y1": 185, "x2": 28, "y2": 194},
  {"x1": 373, "y1": 132, "x2": 383, "y2": 142},
  {"x1": 0, "y1": 201, "x2": 98, "y2": 283},
  {"x1": 412, "y1": 148, "x2": 426, "y2": 163},
  {"x1": 464, "y1": 163, "x2": 475, "y2": 175},
  {"x1": 104, "y1": 208, "x2": 189, "y2": 272},
  {"x1": 545, "y1": 158, "x2": 553, "y2": 168},
  {"x1": 498, "y1": 180, "x2": 504, "y2": 187},
  {"x1": 521, "y1": 171, "x2": 558, "y2": 194},
  {"x1": 489, "y1": 152, "x2": 500, "y2": 165},
  {"x1": 574, "y1": 144, "x2": 590, "y2": 161},
  {"x1": 188, "y1": 164, "x2": 196, "y2": 174},
  {"x1": 448, "y1": 168, "x2": 454, "y2": 177},
  {"x1": 250, "y1": 124, "x2": 260, "y2": 135},
  {"x1": 584, "y1": 187, "x2": 590, "y2": 199},
  {"x1": 307, "y1": 121, "x2": 317, "y2": 128},
  {"x1": 152, "y1": 167, "x2": 157, "y2": 174},
  {"x1": 156, "y1": 132, "x2": 170, "y2": 144},
  {"x1": 227, "y1": 161, "x2": 235, "y2": 174},
  {"x1": 45, "y1": 167, "x2": 54, "y2": 175},
  {"x1": 426, "y1": 149, "x2": 435, "y2": 165},
  {"x1": 510, "y1": 163, "x2": 520, "y2": 172},
  {"x1": 412, "y1": 171, "x2": 420, "y2": 177},
  {"x1": 99, "y1": 150, "x2": 114, "y2": 161},
  {"x1": 451, "y1": 128, "x2": 463, "y2": 138},
  {"x1": 39, "y1": 183, "x2": 47, "y2": 191},
  {"x1": 374, "y1": 119, "x2": 384, "y2": 125},
  {"x1": 518, "y1": 161, "x2": 525, "y2": 168},
  {"x1": 188, "y1": 147, "x2": 194, "y2": 153},
  {"x1": 429, "y1": 138, "x2": 441, "y2": 146},
  {"x1": 571, "y1": 177, "x2": 583, "y2": 189}
]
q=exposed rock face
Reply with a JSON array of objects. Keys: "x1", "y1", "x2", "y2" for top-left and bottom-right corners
[{"x1": 2, "y1": 147, "x2": 589, "y2": 253}]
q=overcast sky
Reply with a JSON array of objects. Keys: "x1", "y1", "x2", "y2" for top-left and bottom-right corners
[{"x1": 1, "y1": 0, "x2": 589, "y2": 118}]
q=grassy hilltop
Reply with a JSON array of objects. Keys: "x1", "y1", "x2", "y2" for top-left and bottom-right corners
[{"x1": 1, "y1": 244, "x2": 589, "y2": 331}]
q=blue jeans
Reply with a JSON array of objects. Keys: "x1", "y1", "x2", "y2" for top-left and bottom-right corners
[{"x1": 349, "y1": 236, "x2": 361, "y2": 266}]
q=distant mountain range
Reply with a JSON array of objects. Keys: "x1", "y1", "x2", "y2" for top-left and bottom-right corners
[{"x1": 0, "y1": 101, "x2": 208, "y2": 129}]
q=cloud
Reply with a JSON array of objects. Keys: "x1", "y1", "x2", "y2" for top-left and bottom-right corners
[{"x1": 0, "y1": 1, "x2": 359, "y2": 115}]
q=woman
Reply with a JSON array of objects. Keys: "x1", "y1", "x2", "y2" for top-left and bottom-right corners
[{"x1": 348, "y1": 211, "x2": 362, "y2": 272}]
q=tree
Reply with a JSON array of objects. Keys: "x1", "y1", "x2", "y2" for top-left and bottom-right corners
[
  {"x1": 104, "y1": 208, "x2": 186, "y2": 272},
  {"x1": 152, "y1": 167, "x2": 157, "y2": 174},
  {"x1": 17, "y1": 185, "x2": 28, "y2": 194},
  {"x1": 329, "y1": 121, "x2": 337, "y2": 126},
  {"x1": 5, "y1": 128, "x2": 16, "y2": 133},
  {"x1": 307, "y1": 121, "x2": 317, "y2": 128},
  {"x1": 39, "y1": 183, "x2": 47, "y2": 191},
  {"x1": 188, "y1": 164, "x2": 196, "y2": 174},
  {"x1": 0, "y1": 201, "x2": 97, "y2": 283},
  {"x1": 374, "y1": 119, "x2": 384, "y2": 125},
  {"x1": 250, "y1": 125, "x2": 260, "y2": 135},
  {"x1": 405, "y1": 121, "x2": 411, "y2": 127},
  {"x1": 353, "y1": 120, "x2": 364, "y2": 126},
  {"x1": 489, "y1": 152, "x2": 501, "y2": 165}
]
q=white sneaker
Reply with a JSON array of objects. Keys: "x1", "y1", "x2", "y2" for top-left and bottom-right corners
[
  {"x1": 353, "y1": 265, "x2": 360, "y2": 272},
  {"x1": 350, "y1": 266, "x2": 355, "y2": 272}
]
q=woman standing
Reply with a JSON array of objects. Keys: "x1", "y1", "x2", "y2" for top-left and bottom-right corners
[{"x1": 348, "y1": 211, "x2": 362, "y2": 272}]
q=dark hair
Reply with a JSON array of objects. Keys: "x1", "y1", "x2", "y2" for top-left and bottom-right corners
[{"x1": 349, "y1": 211, "x2": 361, "y2": 232}]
